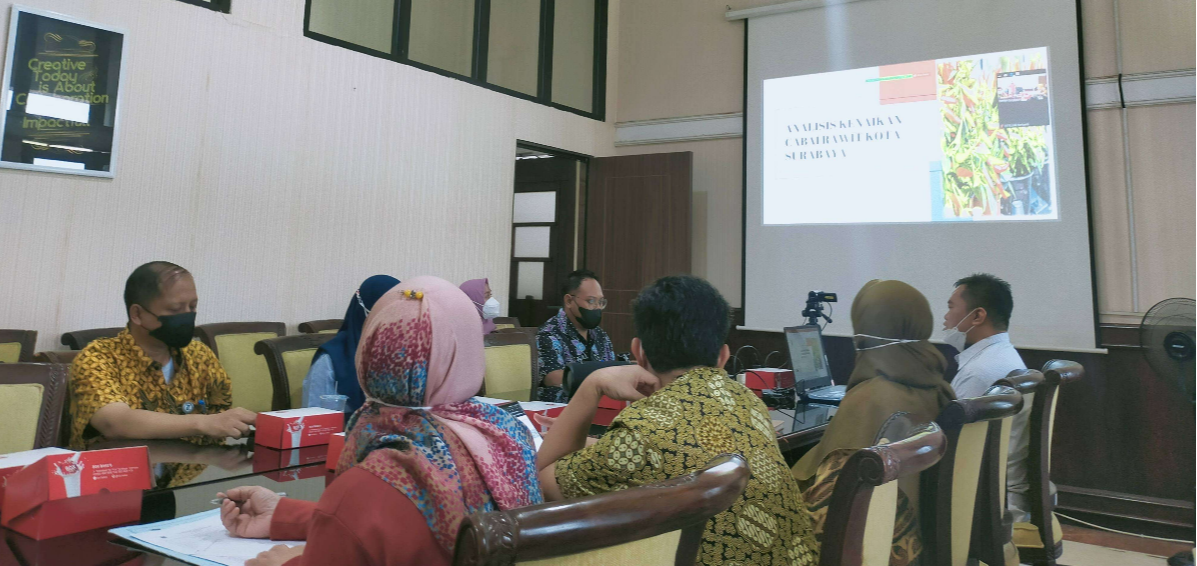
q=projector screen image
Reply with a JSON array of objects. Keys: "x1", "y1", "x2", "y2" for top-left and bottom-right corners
[{"x1": 763, "y1": 47, "x2": 1057, "y2": 225}]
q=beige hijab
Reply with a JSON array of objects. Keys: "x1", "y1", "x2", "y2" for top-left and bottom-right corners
[{"x1": 792, "y1": 279, "x2": 955, "y2": 482}]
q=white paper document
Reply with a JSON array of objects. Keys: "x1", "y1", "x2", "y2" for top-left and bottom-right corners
[{"x1": 112, "y1": 509, "x2": 303, "y2": 566}]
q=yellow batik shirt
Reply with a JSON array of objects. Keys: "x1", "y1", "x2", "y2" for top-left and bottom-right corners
[
  {"x1": 555, "y1": 366, "x2": 820, "y2": 565},
  {"x1": 69, "y1": 329, "x2": 232, "y2": 448}
]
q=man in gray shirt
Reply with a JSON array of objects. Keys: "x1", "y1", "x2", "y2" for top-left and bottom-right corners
[{"x1": 943, "y1": 273, "x2": 1032, "y2": 521}]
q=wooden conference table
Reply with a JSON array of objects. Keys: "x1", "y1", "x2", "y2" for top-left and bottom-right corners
[{"x1": 0, "y1": 402, "x2": 835, "y2": 565}]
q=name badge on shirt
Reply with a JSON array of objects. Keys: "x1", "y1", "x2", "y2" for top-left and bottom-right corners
[{"x1": 182, "y1": 401, "x2": 195, "y2": 414}]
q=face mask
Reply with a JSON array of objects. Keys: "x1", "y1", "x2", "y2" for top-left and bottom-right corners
[
  {"x1": 144, "y1": 310, "x2": 196, "y2": 349},
  {"x1": 574, "y1": 302, "x2": 603, "y2": 330},
  {"x1": 854, "y1": 334, "x2": 921, "y2": 351},
  {"x1": 942, "y1": 308, "x2": 979, "y2": 352},
  {"x1": 481, "y1": 297, "x2": 501, "y2": 319}
]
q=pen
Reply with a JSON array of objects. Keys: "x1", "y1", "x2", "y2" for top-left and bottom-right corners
[{"x1": 211, "y1": 491, "x2": 286, "y2": 505}]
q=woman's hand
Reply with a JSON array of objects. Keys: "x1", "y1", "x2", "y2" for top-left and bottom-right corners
[
  {"x1": 590, "y1": 365, "x2": 660, "y2": 402},
  {"x1": 219, "y1": 486, "x2": 281, "y2": 539},
  {"x1": 246, "y1": 544, "x2": 304, "y2": 566}
]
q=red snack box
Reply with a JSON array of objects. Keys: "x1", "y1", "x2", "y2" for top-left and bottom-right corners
[
  {"x1": 255, "y1": 407, "x2": 344, "y2": 449},
  {"x1": 1, "y1": 446, "x2": 151, "y2": 540},
  {"x1": 0, "y1": 447, "x2": 74, "y2": 508},
  {"x1": 594, "y1": 396, "x2": 629, "y2": 426},
  {"x1": 743, "y1": 368, "x2": 795, "y2": 391},
  {"x1": 519, "y1": 401, "x2": 567, "y2": 433},
  {"x1": 253, "y1": 444, "x2": 328, "y2": 474},
  {"x1": 326, "y1": 432, "x2": 346, "y2": 471}
]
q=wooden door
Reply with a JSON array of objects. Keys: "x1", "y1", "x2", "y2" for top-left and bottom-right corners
[
  {"x1": 585, "y1": 152, "x2": 692, "y2": 353},
  {"x1": 510, "y1": 156, "x2": 585, "y2": 328}
]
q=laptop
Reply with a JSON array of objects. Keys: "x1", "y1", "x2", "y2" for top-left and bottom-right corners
[{"x1": 784, "y1": 325, "x2": 846, "y2": 404}]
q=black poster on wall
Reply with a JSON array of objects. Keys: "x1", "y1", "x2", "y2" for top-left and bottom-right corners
[{"x1": 0, "y1": 7, "x2": 125, "y2": 177}]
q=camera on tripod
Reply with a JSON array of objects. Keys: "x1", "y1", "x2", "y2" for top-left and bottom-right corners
[{"x1": 802, "y1": 291, "x2": 838, "y2": 326}]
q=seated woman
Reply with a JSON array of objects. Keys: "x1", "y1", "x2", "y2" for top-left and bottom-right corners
[
  {"x1": 301, "y1": 275, "x2": 399, "y2": 414},
  {"x1": 219, "y1": 277, "x2": 543, "y2": 566},
  {"x1": 536, "y1": 275, "x2": 820, "y2": 564},
  {"x1": 459, "y1": 278, "x2": 499, "y2": 334},
  {"x1": 792, "y1": 279, "x2": 955, "y2": 566}
]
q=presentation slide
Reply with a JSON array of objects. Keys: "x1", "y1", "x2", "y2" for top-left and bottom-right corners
[{"x1": 763, "y1": 47, "x2": 1056, "y2": 225}]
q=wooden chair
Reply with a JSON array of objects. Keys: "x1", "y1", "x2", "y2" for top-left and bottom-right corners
[
  {"x1": 194, "y1": 322, "x2": 287, "y2": 413},
  {"x1": 33, "y1": 351, "x2": 80, "y2": 365},
  {"x1": 0, "y1": 330, "x2": 37, "y2": 363},
  {"x1": 968, "y1": 383, "x2": 1034, "y2": 566},
  {"x1": 453, "y1": 454, "x2": 749, "y2": 565},
  {"x1": 0, "y1": 363, "x2": 69, "y2": 453},
  {"x1": 492, "y1": 316, "x2": 520, "y2": 331},
  {"x1": 921, "y1": 388, "x2": 1023, "y2": 566},
  {"x1": 298, "y1": 319, "x2": 342, "y2": 334},
  {"x1": 1009, "y1": 360, "x2": 1084, "y2": 566},
  {"x1": 970, "y1": 370, "x2": 1046, "y2": 566},
  {"x1": 480, "y1": 332, "x2": 539, "y2": 402},
  {"x1": 820, "y1": 422, "x2": 947, "y2": 566},
  {"x1": 254, "y1": 334, "x2": 335, "y2": 411},
  {"x1": 60, "y1": 327, "x2": 124, "y2": 350}
]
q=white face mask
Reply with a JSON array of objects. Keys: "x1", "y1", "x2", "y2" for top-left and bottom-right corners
[
  {"x1": 854, "y1": 334, "x2": 922, "y2": 351},
  {"x1": 942, "y1": 308, "x2": 979, "y2": 352},
  {"x1": 481, "y1": 297, "x2": 501, "y2": 319}
]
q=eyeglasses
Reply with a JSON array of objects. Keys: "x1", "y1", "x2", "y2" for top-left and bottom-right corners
[{"x1": 569, "y1": 294, "x2": 607, "y2": 309}]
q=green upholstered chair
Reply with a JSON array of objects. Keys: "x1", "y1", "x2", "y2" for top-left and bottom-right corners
[
  {"x1": 0, "y1": 363, "x2": 69, "y2": 454},
  {"x1": 972, "y1": 370, "x2": 1045, "y2": 566},
  {"x1": 1009, "y1": 360, "x2": 1084, "y2": 566},
  {"x1": 254, "y1": 333, "x2": 336, "y2": 410},
  {"x1": 481, "y1": 332, "x2": 539, "y2": 402},
  {"x1": 60, "y1": 327, "x2": 124, "y2": 350},
  {"x1": 194, "y1": 322, "x2": 286, "y2": 413},
  {"x1": 921, "y1": 388, "x2": 1024, "y2": 566},
  {"x1": 453, "y1": 454, "x2": 748, "y2": 566},
  {"x1": 820, "y1": 422, "x2": 947, "y2": 566},
  {"x1": 298, "y1": 319, "x2": 342, "y2": 334},
  {"x1": 0, "y1": 330, "x2": 37, "y2": 364}
]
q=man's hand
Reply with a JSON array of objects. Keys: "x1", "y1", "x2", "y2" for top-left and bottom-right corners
[
  {"x1": 219, "y1": 486, "x2": 281, "y2": 539},
  {"x1": 246, "y1": 544, "x2": 304, "y2": 566},
  {"x1": 589, "y1": 364, "x2": 660, "y2": 402},
  {"x1": 197, "y1": 408, "x2": 257, "y2": 439},
  {"x1": 531, "y1": 412, "x2": 556, "y2": 433}
]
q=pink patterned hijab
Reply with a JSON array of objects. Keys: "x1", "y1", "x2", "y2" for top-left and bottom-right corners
[{"x1": 337, "y1": 276, "x2": 542, "y2": 550}]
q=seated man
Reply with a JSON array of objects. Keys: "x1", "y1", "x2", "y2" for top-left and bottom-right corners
[
  {"x1": 535, "y1": 269, "x2": 618, "y2": 402},
  {"x1": 943, "y1": 272, "x2": 1032, "y2": 521},
  {"x1": 537, "y1": 275, "x2": 820, "y2": 564},
  {"x1": 70, "y1": 261, "x2": 257, "y2": 448}
]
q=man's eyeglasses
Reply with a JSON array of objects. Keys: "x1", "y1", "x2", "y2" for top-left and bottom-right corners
[{"x1": 569, "y1": 294, "x2": 607, "y2": 309}]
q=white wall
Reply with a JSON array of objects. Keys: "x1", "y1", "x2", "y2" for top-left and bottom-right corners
[{"x1": 0, "y1": 0, "x2": 619, "y2": 351}]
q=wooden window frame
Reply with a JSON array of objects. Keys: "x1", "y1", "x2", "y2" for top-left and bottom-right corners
[{"x1": 302, "y1": 0, "x2": 607, "y2": 121}]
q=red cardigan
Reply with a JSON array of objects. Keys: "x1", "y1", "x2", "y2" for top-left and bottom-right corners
[{"x1": 272, "y1": 467, "x2": 450, "y2": 566}]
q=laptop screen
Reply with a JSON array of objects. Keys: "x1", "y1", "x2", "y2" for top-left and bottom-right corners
[{"x1": 784, "y1": 325, "x2": 832, "y2": 390}]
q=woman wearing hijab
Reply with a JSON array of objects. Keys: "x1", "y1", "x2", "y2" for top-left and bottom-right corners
[
  {"x1": 219, "y1": 276, "x2": 543, "y2": 566},
  {"x1": 302, "y1": 275, "x2": 399, "y2": 414},
  {"x1": 459, "y1": 278, "x2": 499, "y2": 334},
  {"x1": 792, "y1": 279, "x2": 955, "y2": 566}
]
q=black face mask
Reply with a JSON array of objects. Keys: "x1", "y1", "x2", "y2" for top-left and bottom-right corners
[
  {"x1": 144, "y1": 310, "x2": 196, "y2": 349},
  {"x1": 574, "y1": 304, "x2": 603, "y2": 330}
]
